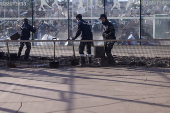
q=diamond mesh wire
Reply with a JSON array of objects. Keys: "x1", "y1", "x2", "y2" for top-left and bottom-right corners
[{"x1": 0, "y1": 39, "x2": 170, "y2": 68}]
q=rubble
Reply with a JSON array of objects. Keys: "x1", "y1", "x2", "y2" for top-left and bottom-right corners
[
  {"x1": 1, "y1": 55, "x2": 168, "y2": 68},
  {"x1": 114, "y1": 56, "x2": 170, "y2": 68}
]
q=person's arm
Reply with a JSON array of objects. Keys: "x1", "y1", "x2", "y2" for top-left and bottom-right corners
[
  {"x1": 20, "y1": 24, "x2": 23, "y2": 30},
  {"x1": 107, "y1": 25, "x2": 115, "y2": 39},
  {"x1": 30, "y1": 25, "x2": 36, "y2": 33},
  {"x1": 102, "y1": 25, "x2": 107, "y2": 39},
  {"x1": 74, "y1": 23, "x2": 82, "y2": 40},
  {"x1": 106, "y1": 25, "x2": 116, "y2": 45}
]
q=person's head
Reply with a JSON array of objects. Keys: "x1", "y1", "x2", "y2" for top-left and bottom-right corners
[
  {"x1": 99, "y1": 14, "x2": 107, "y2": 23},
  {"x1": 76, "y1": 14, "x2": 82, "y2": 20},
  {"x1": 23, "y1": 18, "x2": 28, "y2": 23},
  {"x1": 41, "y1": 20, "x2": 44, "y2": 23}
]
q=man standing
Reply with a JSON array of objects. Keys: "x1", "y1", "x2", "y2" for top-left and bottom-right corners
[
  {"x1": 18, "y1": 18, "x2": 36, "y2": 60},
  {"x1": 72, "y1": 14, "x2": 93, "y2": 66},
  {"x1": 38, "y1": 20, "x2": 49, "y2": 39},
  {"x1": 99, "y1": 14, "x2": 116, "y2": 64}
]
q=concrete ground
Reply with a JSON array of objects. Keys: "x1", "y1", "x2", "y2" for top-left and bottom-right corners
[{"x1": 0, "y1": 67, "x2": 170, "y2": 113}]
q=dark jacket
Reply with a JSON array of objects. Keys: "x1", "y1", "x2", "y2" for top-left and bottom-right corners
[
  {"x1": 74, "y1": 19, "x2": 93, "y2": 40},
  {"x1": 102, "y1": 20, "x2": 116, "y2": 40},
  {"x1": 20, "y1": 23, "x2": 36, "y2": 40}
]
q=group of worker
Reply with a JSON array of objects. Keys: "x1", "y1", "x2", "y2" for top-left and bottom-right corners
[{"x1": 18, "y1": 14, "x2": 116, "y2": 66}]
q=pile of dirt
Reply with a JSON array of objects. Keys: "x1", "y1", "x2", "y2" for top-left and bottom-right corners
[
  {"x1": 1, "y1": 55, "x2": 169, "y2": 68},
  {"x1": 114, "y1": 56, "x2": 170, "y2": 68},
  {"x1": 35, "y1": 56, "x2": 170, "y2": 68}
]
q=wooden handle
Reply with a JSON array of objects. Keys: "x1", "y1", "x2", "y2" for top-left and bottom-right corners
[{"x1": 72, "y1": 41, "x2": 75, "y2": 58}]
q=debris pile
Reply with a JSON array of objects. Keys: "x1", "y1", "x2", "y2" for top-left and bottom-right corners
[
  {"x1": 114, "y1": 56, "x2": 170, "y2": 68},
  {"x1": 0, "y1": 55, "x2": 169, "y2": 68}
]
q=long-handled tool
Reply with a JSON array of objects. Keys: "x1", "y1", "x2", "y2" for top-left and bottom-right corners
[
  {"x1": 72, "y1": 40, "x2": 75, "y2": 58},
  {"x1": 99, "y1": 34, "x2": 109, "y2": 66},
  {"x1": 70, "y1": 37, "x2": 79, "y2": 66},
  {"x1": 103, "y1": 34, "x2": 106, "y2": 55},
  {"x1": 53, "y1": 38, "x2": 56, "y2": 62},
  {"x1": 49, "y1": 38, "x2": 59, "y2": 68},
  {"x1": 6, "y1": 42, "x2": 16, "y2": 68}
]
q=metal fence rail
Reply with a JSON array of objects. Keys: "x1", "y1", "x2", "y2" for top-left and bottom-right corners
[{"x1": 0, "y1": 39, "x2": 170, "y2": 68}]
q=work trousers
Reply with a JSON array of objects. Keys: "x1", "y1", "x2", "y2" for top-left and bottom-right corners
[
  {"x1": 105, "y1": 43, "x2": 115, "y2": 64},
  {"x1": 79, "y1": 42, "x2": 92, "y2": 56},
  {"x1": 79, "y1": 42, "x2": 92, "y2": 64},
  {"x1": 18, "y1": 42, "x2": 31, "y2": 60}
]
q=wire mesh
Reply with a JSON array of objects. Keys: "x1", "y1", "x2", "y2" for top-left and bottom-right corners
[{"x1": 0, "y1": 39, "x2": 170, "y2": 68}]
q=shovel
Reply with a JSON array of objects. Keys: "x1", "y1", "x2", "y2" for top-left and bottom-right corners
[
  {"x1": 102, "y1": 34, "x2": 106, "y2": 56},
  {"x1": 49, "y1": 38, "x2": 59, "y2": 68},
  {"x1": 70, "y1": 37, "x2": 79, "y2": 66},
  {"x1": 99, "y1": 34, "x2": 109, "y2": 66},
  {"x1": 6, "y1": 42, "x2": 16, "y2": 68}
]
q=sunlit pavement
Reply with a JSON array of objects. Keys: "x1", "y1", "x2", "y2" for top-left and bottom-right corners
[{"x1": 0, "y1": 67, "x2": 170, "y2": 113}]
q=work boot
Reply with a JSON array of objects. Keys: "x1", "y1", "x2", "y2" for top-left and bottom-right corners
[
  {"x1": 107, "y1": 54, "x2": 116, "y2": 66},
  {"x1": 80, "y1": 56, "x2": 85, "y2": 64},
  {"x1": 77, "y1": 57, "x2": 86, "y2": 67},
  {"x1": 108, "y1": 58, "x2": 116, "y2": 66},
  {"x1": 17, "y1": 56, "x2": 20, "y2": 60},
  {"x1": 24, "y1": 56, "x2": 29, "y2": 60},
  {"x1": 77, "y1": 63, "x2": 86, "y2": 67}
]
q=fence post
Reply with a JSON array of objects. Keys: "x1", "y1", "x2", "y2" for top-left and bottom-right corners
[
  {"x1": 68, "y1": 0, "x2": 70, "y2": 40},
  {"x1": 104, "y1": 0, "x2": 106, "y2": 14},
  {"x1": 54, "y1": 40, "x2": 56, "y2": 62},
  {"x1": 72, "y1": 40, "x2": 75, "y2": 58},
  {"x1": 140, "y1": 0, "x2": 142, "y2": 45},
  {"x1": 32, "y1": 0, "x2": 34, "y2": 46}
]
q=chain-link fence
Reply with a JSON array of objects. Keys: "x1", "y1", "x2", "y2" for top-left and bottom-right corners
[{"x1": 0, "y1": 39, "x2": 170, "y2": 68}]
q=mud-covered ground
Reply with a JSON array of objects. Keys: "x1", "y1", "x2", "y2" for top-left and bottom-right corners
[{"x1": 1, "y1": 55, "x2": 169, "y2": 68}]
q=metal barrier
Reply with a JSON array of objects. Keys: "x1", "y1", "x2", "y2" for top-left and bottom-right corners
[{"x1": 0, "y1": 39, "x2": 170, "y2": 68}]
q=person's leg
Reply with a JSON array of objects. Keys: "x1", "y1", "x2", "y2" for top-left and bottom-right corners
[
  {"x1": 79, "y1": 42, "x2": 86, "y2": 64},
  {"x1": 18, "y1": 42, "x2": 24, "y2": 58},
  {"x1": 86, "y1": 42, "x2": 92, "y2": 64},
  {"x1": 105, "y1": 43, "x2": 115, "y2": 64},
  {"x1": 24, "y1": 42, "x2": 31, "y2": 60}
]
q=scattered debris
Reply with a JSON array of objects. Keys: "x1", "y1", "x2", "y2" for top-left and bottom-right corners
[{"x1": 0, "y1": 55, "x2": 170, "y2": 68}]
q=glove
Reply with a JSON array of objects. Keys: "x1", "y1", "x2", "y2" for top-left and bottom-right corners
[
  {"x1": 33, "y1": 26, "x2": 36, "y2": 29},
  {"x1": 71, "y1": 37, "x2": 75, "y2": 40},
  {"x1": 102, "y1": 33, "x2": 108, "y2": 38}
]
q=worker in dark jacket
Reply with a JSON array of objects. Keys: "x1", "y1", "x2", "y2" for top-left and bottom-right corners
[
  {"x1": 18, "y1": 18, "x2": 36, "y2": 60},
  {"x1": 72, "y1": 14, "x2": 93, "y2": 66},
  {"x1": 99, "y1": 14, "x2": 116, "y2": 64}
]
